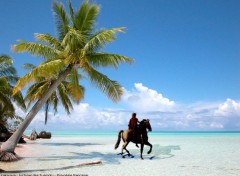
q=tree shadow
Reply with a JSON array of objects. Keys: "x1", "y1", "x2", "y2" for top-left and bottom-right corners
[
  {"x1": 2, "y1": 144, "x2": 181, "y2": 173},
  {"x1": 36, "y1": 151, "x2": 122, "y2": 164},
  {"x1": 1, "y1": 160, "x2": 102, "y2": 173},
  {"x1": 40, "y1": 142, "x2": 101, "y2": 147},
  {"x1": 2, "y1": 151, "x2": 122, "y2": 173}
]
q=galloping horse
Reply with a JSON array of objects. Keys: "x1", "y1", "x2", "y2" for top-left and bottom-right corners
[{"x1": 114, "y1": 119, "x2": 152, "y2": 159}]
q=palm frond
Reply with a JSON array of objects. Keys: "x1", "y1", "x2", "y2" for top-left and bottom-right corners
[
  {"x1": 68, "y1": 0, "x2": 75, "y2": 25},
  {"x1": 0, "y1": 107, "x2": 15, "y2": 121},
  {"x1": 87, "y1": 52, "x2": 133, "y2": 69},
  {"x1": 12, "y1": 91, "x2": 26, "y2": 111},
  {"x1": 0, "y1": 77, "x2": 10, "y2": 91},
  {"x1": 0, "y1": 54, "x2": 12, "y2": 64},
  {"x1": 84, "y1": 27, "x2": 125, "y2": 51},
  {"x1": 0, "y1": 55, "x2": 16, "y2": 77},
  {"x1": 1, "y1": 75, "x2": 18, "y2": 85},
  {"x1": 61, "y1": 27, "x2": 85, "y2": 50},
  {"x1": 22, "y1": 63, "x2": 36, "y2": 70},
  {"x1": 86, "y1": 67, "x2": 123, "y2": 102},
  {"x1": 0, "y1": 91, "x2": 15, "y2": 112},
  {"x1": 13, "y1": 60, "x2": 65, "y2": 95},
  {"x1": 74, "y1": 0, "x2": 99, "y2": 34},
  {"x1": 36, "y1": 60, "x2": 66, "y2": 78},
  {"x1": 67, "y1": 68, "x2": 85, "y2": 103},
  {"x1": 66, "y1": 70, "x2": 85, "y2": 81},
  {"x1": 12, "y1": 40, "x2": 60, "y2": 60},
  {"x1": 53, "y1": 91, "x2": 59, "y2": 115},
  {"x1": 28, "y1": 82, "x2": 49, "y2": 102},
  {"x1": 57, "y1": 83, "x2": 73, "y2": 114},
  {"x1": 24, "y1": 81, "x2": 48, "y2": 107},
  {"x1": 52, "y1": 2, "x2": 70, "y2": 41},
  {"x1": 35, "y1": 33, "x2": 62, "y2": 50},
  {"x1": 0, "y1": 66, "x2": 16, "y2": 77}
]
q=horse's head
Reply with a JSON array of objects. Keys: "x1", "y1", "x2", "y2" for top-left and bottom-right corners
[{"x1": 140, "y1": 119, "x2": 152, "y2": 132}]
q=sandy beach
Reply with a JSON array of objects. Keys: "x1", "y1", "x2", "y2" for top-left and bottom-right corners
[{"x1": 1, "y1": 132, "x2": 240, "y2": 176}]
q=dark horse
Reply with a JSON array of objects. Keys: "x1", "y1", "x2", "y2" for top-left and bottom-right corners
[{"x1": 114, "y1": 119, "x2": 152, "y2": 159}]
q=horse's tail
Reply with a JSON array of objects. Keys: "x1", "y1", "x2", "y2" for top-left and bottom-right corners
[{"x1": 114, "y1": 130, "x2": 123, "y2": 149}]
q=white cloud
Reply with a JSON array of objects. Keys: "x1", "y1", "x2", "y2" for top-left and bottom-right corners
[
  {"x1": 122, "y1": 83, "x2": 175, "y2": 112},
  {"x1": 210, "y1": 122, "x2": 224, "y2": 129},
  {"x1": 215, "y1": 98, "x2": 240, "y2": 117},
  {"x1": 12, "y1": 84, "x2": 240, "y2": 131},
  {"x1": 28, "y1": 103, "x2": 131, "y2": 131}
]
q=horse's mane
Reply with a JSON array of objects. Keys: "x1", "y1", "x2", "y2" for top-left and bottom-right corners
[
  {"x1": 140, "y1": 119, "x2": 147, "y2": 124},
  {"x1": 139, "y1": 119, "x2": 148, "y2": 129}
]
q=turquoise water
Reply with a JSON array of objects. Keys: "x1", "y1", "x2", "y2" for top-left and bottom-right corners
[
  {"x1": 25, "y1": 130, "x2": 240, "y2": 137},
  {"x1": 16, "y1": 130, "x2": 240, "y2": 175}
]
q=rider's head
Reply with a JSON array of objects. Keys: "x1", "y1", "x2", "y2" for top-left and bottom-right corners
[{"x1": 132, "y1": 113, "x2": 136, "y2": 118}]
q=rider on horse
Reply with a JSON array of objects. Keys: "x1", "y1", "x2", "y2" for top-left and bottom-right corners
[
  {"x1": 115, "y1": 117, "x2": 153, "y2": 159},
  {"x1": 128, "y1": 113, "x2": 139, "y2": 131},
  {"x1": 128, "y1": 113, "x2": 141, "y2": 147}
]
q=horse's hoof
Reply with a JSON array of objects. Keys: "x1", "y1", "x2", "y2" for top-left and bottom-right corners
[
  {"x1": 141, "y1": 158, "x2": 144, "y2": 160},
  {"x1": 149, "y1": 156, "x2": 155, "y2": 160},
  {"x1": 122, "y1": 156, "x2": 125, "y2": 158},
  {"x1": 147, "y1": 151, "x2": 151, "y2": 154}
]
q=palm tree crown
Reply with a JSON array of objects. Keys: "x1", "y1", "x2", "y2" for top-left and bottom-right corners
[{"x1": 13, "y1": 0, "x2": 133, "y2": 103}]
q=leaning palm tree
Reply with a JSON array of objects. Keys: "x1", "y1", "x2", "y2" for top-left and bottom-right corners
[
  {"x1": 0, "y1": 0, "x2": 133, "y2": 161},
  {"x1": 0, "y1": 55, "x2": 26, "y2": 128},
  {"x1": 23, "y1": 63, "x2": 84, "y2": 124}
]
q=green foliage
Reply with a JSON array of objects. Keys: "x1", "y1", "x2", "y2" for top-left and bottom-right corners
[
  {"x1": 12, "y1": 40, "x2": 60, "y2": 61},
  {"x1": 0, "y1": 55, "x2": 26, "y2": 127},
  {"x1": 6, "y1": 116, "x2": 24, "y2": 131},
  {"x1": 52, "y1": 1, "x2": 70, "y2": 41},
  {"x1": 0, "y1": 55, "x2": 17, "y2": 80},
  {"x1": 83, "y1": 28, "x2": 125, "y2": 52},
  {"x1": 12, "y1": 0, "x2": 133, "y2": 121},
  {"x1": 23, "y1": 63, "x2": 81, "y2": 124}
]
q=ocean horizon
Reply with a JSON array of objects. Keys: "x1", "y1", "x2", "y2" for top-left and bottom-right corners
[{"x1": 24, "y1": 129, "x2": 240, "y2": 137}]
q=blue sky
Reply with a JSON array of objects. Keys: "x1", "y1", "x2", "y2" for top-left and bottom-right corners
[{"x1": 1, "y1": 0, "x2": 240, "y2": 131}]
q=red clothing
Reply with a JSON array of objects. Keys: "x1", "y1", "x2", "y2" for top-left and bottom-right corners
[{"x1": 128, "y1": 117, "x2": 138, "y2": 130}]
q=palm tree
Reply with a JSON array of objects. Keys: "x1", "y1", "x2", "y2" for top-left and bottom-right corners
[
  {"x1": 0, "y1": 0, "x2": 133, "y2": 161},
  {"x1": 0, "y1": 55, "x2": 26, "y2": 129},
  {"x1": 23, "y1": 63, "x2": 84, "y2": 124}
]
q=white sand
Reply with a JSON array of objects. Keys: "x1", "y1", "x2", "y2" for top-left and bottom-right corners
[{"x1": 1, "y1": 134, "x2": 240, "y2": 176}]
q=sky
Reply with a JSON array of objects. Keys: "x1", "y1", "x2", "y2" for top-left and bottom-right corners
[{"x1": 1, "y1": 0, "x2": 240, "y2": 131}]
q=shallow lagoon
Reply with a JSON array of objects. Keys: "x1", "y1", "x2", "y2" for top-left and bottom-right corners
[{"x1": 1, "y1": 131, "x2": 240, "y2": 176}]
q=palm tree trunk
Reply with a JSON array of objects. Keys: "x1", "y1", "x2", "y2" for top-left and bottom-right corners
[
  {"x1": 45, "y1": 100, "x2": 49, "y2": 125},
  {"x1": 0, "y1": 65, "x2": 73, "y2": 161}
]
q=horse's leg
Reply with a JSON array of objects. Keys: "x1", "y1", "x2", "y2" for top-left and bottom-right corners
[
  {"x1": 120, "y1": 131, "x2": 126, "y2": 155},
  {"x1": 121, "y1": 141, "x2": 130, "y2": 158},
  {"x1": 123, "y1": 141, "x2": 130, "y2": 154},
  {"x1": 140, "y1": 143, "x2": 144, "y2": 160},
  {"x1": 120, "y1": 141, "x2": 125, "y2": 155},
  {"x1": 144, "y1": 141, "x2": 152, "y2": 154}
]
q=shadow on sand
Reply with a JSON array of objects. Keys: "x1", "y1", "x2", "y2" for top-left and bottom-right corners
[
  {"x1": 1, "y1": 160, "x2": 102, "y2": 173},
  {"x1": 39, "y1": 142, "x2": 101, "y2": 147},
  {"x1": 1, "y1": 144, "x2": 180, "y2": 173},
  {"x1": 128, "y1": 144, "x2": 181, "y2": 160}
]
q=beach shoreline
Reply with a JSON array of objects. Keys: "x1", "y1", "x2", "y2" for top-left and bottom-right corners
[{"x1": 1, "y1": 133, "x2": 240, "y2": 176}]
